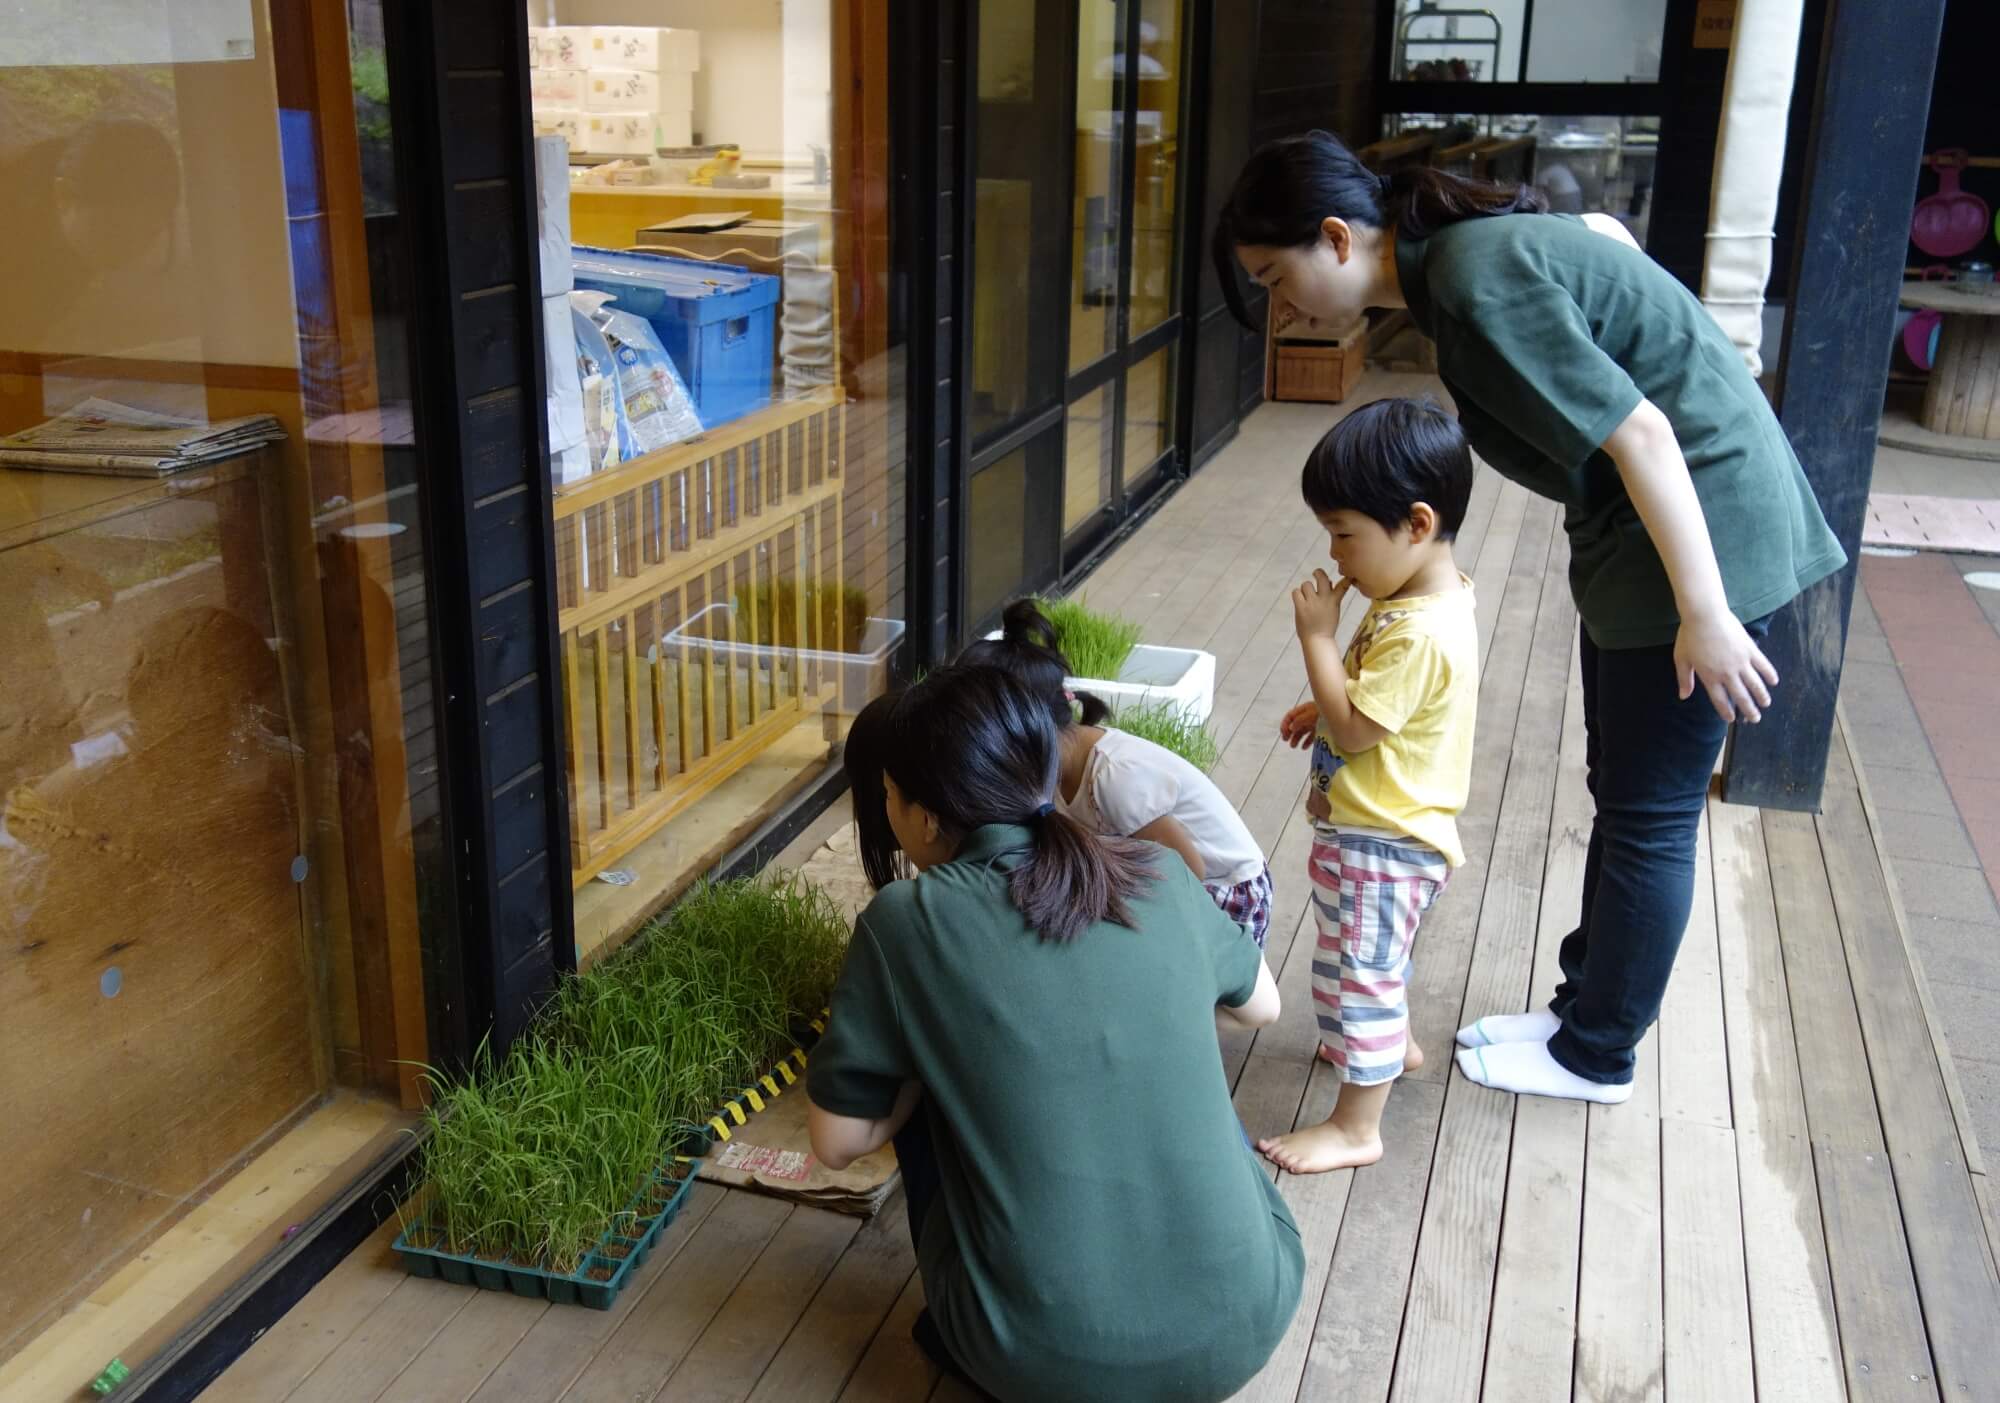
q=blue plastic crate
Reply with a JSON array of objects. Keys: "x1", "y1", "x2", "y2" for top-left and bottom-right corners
[{"x1": 572, "y1": 246, "x2": 781, "y2": 429}]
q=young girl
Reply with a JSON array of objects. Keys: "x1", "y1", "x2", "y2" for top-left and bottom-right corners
[
  {"x1": 1214, "y1": 132, "x2": 1845, "y2": 1103},
  {"x1": 810, "y1": 666, "x2": 1301, "y2": 1401},
  {"x1": 959, "y1": 599, "x2": 1276, "y2": 946}
]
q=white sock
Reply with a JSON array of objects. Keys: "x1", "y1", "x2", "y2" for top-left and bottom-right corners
[
  {"x1": 1455, "y1": 1009, "x2": 1561, "y2": 1048},
  {"x1": 1454, "y1": 1039, "x2": 1633, "y2": 1104}
]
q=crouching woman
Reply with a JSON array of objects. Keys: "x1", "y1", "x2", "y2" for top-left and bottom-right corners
[{"x1": 808, "y1": 665, "x2": 1304, "y2": 1402}]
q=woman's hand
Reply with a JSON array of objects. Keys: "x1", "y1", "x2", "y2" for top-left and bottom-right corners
[
  {"x1": 1292, "y1": 569, "x2": 1350, "y2": 640},
  {"x1": 1675, "y1": 608, "x2": 1778, "y2": 722},
  {"x1": 1279, "y1": 701, "x2": 1320, "y2": 748}
]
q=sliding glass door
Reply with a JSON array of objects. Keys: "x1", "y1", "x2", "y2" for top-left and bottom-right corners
[{"x1": 966, "y1": 0, "x2": 1190, "y2": 633}]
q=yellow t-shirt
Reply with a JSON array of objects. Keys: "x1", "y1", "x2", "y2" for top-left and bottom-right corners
[{"x1": 1306, "y1": 576, "x2": 1479, "y2": 867}]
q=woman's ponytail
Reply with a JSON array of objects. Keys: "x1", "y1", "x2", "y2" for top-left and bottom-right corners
[
  {"x1": 1012, "y1": 806, "x2": 1147, "y2": 945},
  {"x1": 1381, "y1": 164, "x2": 1545, "y2": 241},
  {"x1": 843, "y1": 666, "x2": 1157, "y2": 942},
  {"x1": 1213, "y1": 130, "x2": 1546, "y2": 329}
]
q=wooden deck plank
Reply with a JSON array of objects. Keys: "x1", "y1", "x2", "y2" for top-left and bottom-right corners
[
  {"x1": 1480, "y1": 657, "x2": 1590, "y2": 1403},
  {"x1": 1661, "y1": 1121, "x2": 1755, "y2": 1403},
  {"x1": 1234, "y1": 1094, "x2": 1357, "y2": 1402},
  {"x1": 1390, "y1": 538, "x2": 1577, "y2": 1403},
  {"x1": 375, "y1": 1289, "x2": 547, "y2": 1403},
  {"x1": 1816, "y1": 738, "x2": 2000, "y2": 1402},
  {"x1": 468, "y1": 1181, "x2": 726, "y2": 1403},
  {"x1": 1812, "y1": 1146, "x2": 1941, "y2": 1402},
  {"x1": 1658, "y1": 813, "x2": 1733, "y2": 1130},
  {"x1": 1763, "y1": 808, "x2": 1886, "y2": 1155},
  {"x1": 282, "y1": 1275, "x2": 475, "y2": 1403},
  {"x1": 743, "y1": 1197, "x2": 919, "y2": 1403},
  {"x1": 832, "y1": 1274, "x2": 938, "y2": 1403},
  {"x1": 558, "y1": 1192, "x2": 791, "y2": 1403},
  {"x1": 1764, "y1": 809, "x2": 1937, "y2": 1400},
  {"x1": 652, "y1": 1205, "x2": 862, "y2": 1402},
  {"x1": 1297, "y1": 1077, "x2": 1447, "y2": 1403},
  {"x1": 200, "y1": 1221, "x2": 405, "y2": 1402},
  {"x1": 1709, "y1": 796, "x2": 1846, "y2": 1403},
  {"x1": 1404, "y1": 499, "x2": 1558, "y2": 1080},
  {"x1": 1572, "y1": 1027, "x2": 1664, "y2": 1403}
]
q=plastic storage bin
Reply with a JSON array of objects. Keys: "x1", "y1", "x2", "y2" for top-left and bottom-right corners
[{"x1": 572, "y1": 246, "x2": 780, "y2": 428}]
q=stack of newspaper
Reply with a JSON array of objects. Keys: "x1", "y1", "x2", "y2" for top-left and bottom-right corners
[{"x1": 0, "y1": 399, "x2": 286, "y2": 478}]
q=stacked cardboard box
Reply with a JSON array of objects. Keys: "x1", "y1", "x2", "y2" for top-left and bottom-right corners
[{"x1": 529, "y1": 25, "x2": 700, "y2": 158}]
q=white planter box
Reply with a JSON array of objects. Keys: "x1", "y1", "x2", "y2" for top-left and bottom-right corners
[
  {"x1": 984, "y1": 635, "x2": 1216, "y2": 723},
  {"x1": 669, "y1": 604, "x2": 904, "y2": 713}
]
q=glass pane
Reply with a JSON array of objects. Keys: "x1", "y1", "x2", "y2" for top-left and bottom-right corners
[
  {"x1": 0, "y1": 0, "x2": 445, "y2": 1382},
  {"x1": 971, "y1": 0, "x2": 1069, "y2": 442},
  {"x1": 1127, "y1": 0, "x2": 1183, "y2": 338},
  {"x1": 533, "y1": 3, "x2": 908, "y2": 961},
  {"x1": 1123, "y1": 344, "x2": 1176, "y2": 491},
  {"x1": 1386, "y1": 0, "x2": 1664, "y2": 82},
  {"x1": 1070, "y1": 0, "x2": 1127, "y2": 372},
  {"x1": 968, "y1": 430, "x2": 1062, "y2": 627},
  {"x1": 1064, "y1": 385, "x2": 1114, "y2": 533},
  {"x1": 1384, "y1": 114, "x2": 1657, "y2": 245}
]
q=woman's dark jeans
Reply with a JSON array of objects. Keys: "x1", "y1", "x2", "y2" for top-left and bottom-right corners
[{"x1": 1546, "y1": 615, "x2": 1772, "y2": 1084}]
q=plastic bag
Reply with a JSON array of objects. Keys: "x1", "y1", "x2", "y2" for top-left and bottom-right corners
[
  {"x1": 570, "y1": 291, "x2": 704, "y2": 456},
  {"x1": 569, "y1": 298, "x2": 625, "y2": 470}
]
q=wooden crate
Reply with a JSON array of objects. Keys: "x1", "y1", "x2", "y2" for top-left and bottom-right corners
[
  {"x1": 553, "y1": 391, "x2": 846, "y2": 886},
  {"x1": 1266, "y1": 309, "x2": 1368, "y2": 404}
]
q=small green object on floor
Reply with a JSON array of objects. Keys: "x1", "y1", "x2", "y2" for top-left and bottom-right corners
[{"x1": 91, "y1": 1358, "x2": 131, "y2": 1395}]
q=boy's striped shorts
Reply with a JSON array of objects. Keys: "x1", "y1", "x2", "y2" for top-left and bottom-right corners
[{"x1": 1308, "y1": 827, "x2": 1449, "y2": 1086}]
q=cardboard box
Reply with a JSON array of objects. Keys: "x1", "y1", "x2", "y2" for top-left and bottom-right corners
[
  {"x1": 532, "y1": 108, "x2": 581, "y2": 145},
  {"x1": 530, "y1": 67, "x2": 583, "y2": 105},
  {"x1": 582, "y1": 113, "x2": 655, "y2": 157},
  {"x1": 583, "y1": 68, "x2": 692, "y2": 114},
  {"x1": 587, "y1": 26, "x2": 699, "y2": 72},
  {"x1": 537, "y1": 26, "x2": 590, "y2": 70},
  {"x1": 635, "y1": 219, "x2": 820, "y2": 266}
]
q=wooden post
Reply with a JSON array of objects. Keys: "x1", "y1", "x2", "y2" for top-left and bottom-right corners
[{"x1": 1720, "y1": 0, "x2": 1947, "y2": 812}]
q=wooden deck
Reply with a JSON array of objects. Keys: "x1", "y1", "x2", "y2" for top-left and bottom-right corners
[{"x1": 204, "y1": 384, "x2": 2000, "y2": 1403}]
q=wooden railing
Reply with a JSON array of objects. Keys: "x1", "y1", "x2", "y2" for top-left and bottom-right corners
[{"x1": 554, "y1": 390, "x2": 844, "y2": 883}]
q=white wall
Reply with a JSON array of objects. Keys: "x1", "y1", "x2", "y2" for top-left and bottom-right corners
[{"x1": 537, "y1": 0, "x2": 826, "y2": 163}]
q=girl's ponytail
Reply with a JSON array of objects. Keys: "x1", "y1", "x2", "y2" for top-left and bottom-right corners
[
  {"x1": 1213, "y1": 130, "x2": 1546, "y2": 329},
  {"x1": 956, "y1": 597, "x2": 1082, "y2": 731},
  {"x1": 1074, "y1": 690, "x2": 1112, "y2": 726}
]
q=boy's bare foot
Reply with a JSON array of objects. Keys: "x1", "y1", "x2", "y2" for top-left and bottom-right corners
[
  {"x1": 1317, "y1": 1037, "x2": 1422, "y2": 1072},
  {"x1": 1257, "y1": 1120, "x2": 1384, "y2": 1175}
]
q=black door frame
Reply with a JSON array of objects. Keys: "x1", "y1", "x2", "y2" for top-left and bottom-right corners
[{"x1": 956, "y1": 0, "x2": 1200, "y2": 639}]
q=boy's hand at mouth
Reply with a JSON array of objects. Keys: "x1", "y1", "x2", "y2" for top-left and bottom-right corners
[{"x1": 1291, "y1": 569, "x2": 1351, "y2": 640}]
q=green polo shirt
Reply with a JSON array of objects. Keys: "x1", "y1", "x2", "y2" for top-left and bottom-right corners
[
  {"x1": 1396, "y1": 214, "x2": 1846, "y2": 648},
  {"x1": 808, "y1": 825, "x2": 1304, "y2": 1402}
]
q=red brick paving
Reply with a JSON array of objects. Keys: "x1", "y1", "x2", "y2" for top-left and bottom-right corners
[{"x1": 1862, "y1": 553, "x2": 2000, "y2": 910}]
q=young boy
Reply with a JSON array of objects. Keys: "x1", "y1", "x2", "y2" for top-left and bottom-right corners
[{"x1": 1257, "y1": 398, "x2": 1479, "y2": 1175}]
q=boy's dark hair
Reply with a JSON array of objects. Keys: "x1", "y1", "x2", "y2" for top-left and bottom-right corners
[
  {"x1": 1301, "y1": 397, "x2": 1473, "y2": 540},
  {"x1": 843, "y1": 665, "x2": 1157, "y2": 943}
]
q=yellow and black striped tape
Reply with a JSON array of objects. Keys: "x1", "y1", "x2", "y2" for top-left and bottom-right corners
[{"x1": 705, "y1": 1009, "x2": 829, "y2": 1144}]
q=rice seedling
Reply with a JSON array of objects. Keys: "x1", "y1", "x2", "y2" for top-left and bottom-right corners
[
  {"x1": 730, "y1": 578, "x2": 872, "y2": 654},
  {"x1": 1036, "y1": 595, "x2": 1142, "y2": 681},
  {"x1": 1110, "y1": 702, "x2": 1220, "y2": 773},
  {"x1": 405, "y1": 871, "x2": 851, "y2": 1279}
]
